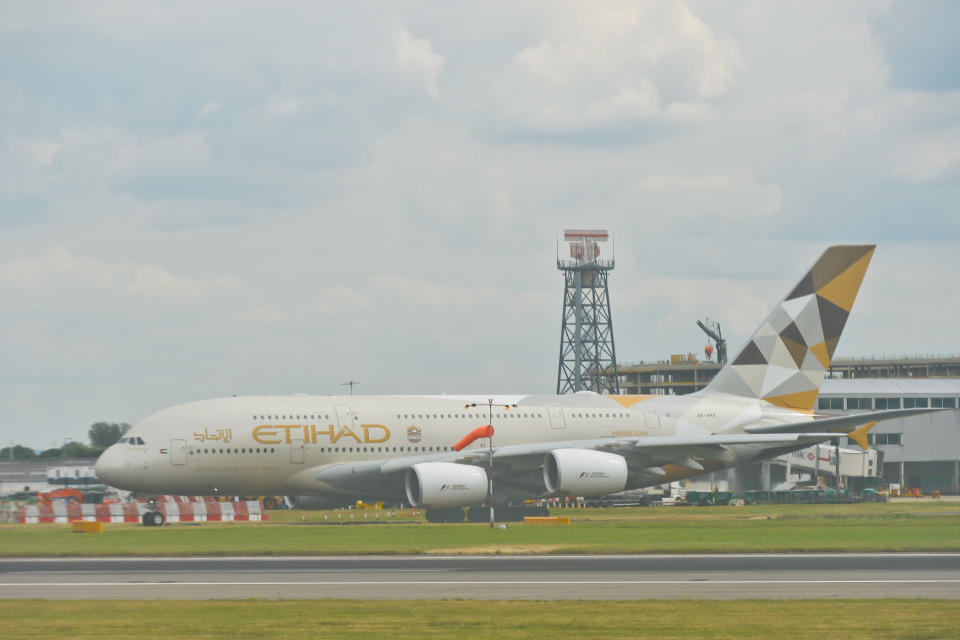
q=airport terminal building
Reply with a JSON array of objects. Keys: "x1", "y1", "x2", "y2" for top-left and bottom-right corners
[{"x1": 819, "y1": 378, "x2": 960, "y2": 494}]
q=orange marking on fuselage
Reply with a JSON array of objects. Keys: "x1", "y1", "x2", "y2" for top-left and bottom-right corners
[{"x1": 609, "y1": 395, "x2": 656, "y2": 408}]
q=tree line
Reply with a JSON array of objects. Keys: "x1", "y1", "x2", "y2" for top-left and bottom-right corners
[{"x1": 1, "y1": 422, "x2": 131, "y2": 460}]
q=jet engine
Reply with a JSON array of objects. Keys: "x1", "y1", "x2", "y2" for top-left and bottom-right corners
[
  {"x1": 543, "y1": 449, "x2": 628, "y2": 496},
  {"x1": 404, "y1": 463, "x2": 488, "y2": 508}
]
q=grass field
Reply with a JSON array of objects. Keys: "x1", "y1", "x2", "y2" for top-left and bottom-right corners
[
  {"x1": 2, "y1": 502, "x2": 960, "y2": 556},
  {"x1": 2, "y1": 600, "x2": 958, "y2": 639}
]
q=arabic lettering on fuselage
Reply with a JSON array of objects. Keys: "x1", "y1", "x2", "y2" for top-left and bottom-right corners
[{"x1": 193, "y1": 427, "x2": 233, "y2": 443}]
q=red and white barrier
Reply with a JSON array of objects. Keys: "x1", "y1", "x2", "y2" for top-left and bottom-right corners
[{"x1": 16, "y1": 498, "x2": 267, "y2": 524}]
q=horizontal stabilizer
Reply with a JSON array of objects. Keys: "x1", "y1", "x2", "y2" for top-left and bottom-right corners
[{"x1": 744, "y1": 407, "x2": 942, "y2": 435}]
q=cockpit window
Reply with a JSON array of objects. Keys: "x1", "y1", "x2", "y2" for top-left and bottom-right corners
[
  {"x1": 137, "y1": 437, "x2": 146, "y2": 445},
  {"x1": 118, "y1": 437, "x2": 128, "y2": 444}
]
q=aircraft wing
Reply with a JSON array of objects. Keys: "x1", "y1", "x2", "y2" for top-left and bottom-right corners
[
  {"x1": 312, "y1": 432, "x2": 840, "y2": 497},
  {"x1": 469, "y1": 432, "x2": 839, "y2": 477},
  {"x1": 312, "y1": 409, "x2": 941, "y2": 494}
]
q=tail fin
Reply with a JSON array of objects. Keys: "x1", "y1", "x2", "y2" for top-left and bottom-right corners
[{"x1": 705, "y1": 245, "x2": 876, "y2": 410}]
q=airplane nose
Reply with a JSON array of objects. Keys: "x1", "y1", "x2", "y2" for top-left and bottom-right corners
[{"x1": 94, "y1": 446, "x2": 126, "y2": 487}]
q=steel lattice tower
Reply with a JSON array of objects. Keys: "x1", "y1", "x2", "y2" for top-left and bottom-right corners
[{"x1": 556, "y1": 229, "x2": 620, "y2": 395}]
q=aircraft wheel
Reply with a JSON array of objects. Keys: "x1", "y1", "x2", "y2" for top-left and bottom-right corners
[
  {"x1": 501, "y1": 506, "x2": 524, "y2": 522},
  {"x1": 425, "y1": 508, "x2": 465, "y2": 523},
  {"x1": 466, "y1": 506, "x2": 491, "y2": 523},
  {"x1": 144, "y1": 511, "x2": 165, "y2": 527}
]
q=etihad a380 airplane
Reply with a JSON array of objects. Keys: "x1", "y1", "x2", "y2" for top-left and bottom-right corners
[{"x1": 95, "y1": 245, "x2": 934, "y2": 524}]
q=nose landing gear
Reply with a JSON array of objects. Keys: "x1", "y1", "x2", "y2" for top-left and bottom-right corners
[{"x1": 141, "y1": 500, "x2": 166, "y2": 526}]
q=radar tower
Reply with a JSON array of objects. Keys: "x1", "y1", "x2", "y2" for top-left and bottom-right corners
[{"x1": 556, "y1": 229, "x2": 619, "y2": 394}]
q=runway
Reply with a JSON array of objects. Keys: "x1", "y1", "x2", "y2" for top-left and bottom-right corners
[{"x1": 3, "y1": 554, "x2": 960, "y2": 599}]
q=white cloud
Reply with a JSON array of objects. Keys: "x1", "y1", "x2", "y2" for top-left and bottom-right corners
[
  {"x1": 1, "y1": 136, "x2": 62, "y2": 200},
  {"x1": 0, "y1": 246, "x2": 239, "y2": 307},
  {"x1": 488, "y1": 0, "x2": 742, "y2": 131},
  {"x1": 631, "y1": 172, "x2": 783, "y2": 220},
  {"x1": 891, "y1": 126, "x2": 960, "y2": 183},
  {"x1": 266, "y1": 98, "x2": 305, "y2": 118},
  {"x1": 390, "y1": 26, "x2": 445, "y2": 99},
  {"x1": 196, "y1": 100, "x2": 223, "y2": 117}
]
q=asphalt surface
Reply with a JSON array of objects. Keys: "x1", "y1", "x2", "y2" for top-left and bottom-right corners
[{"x1": 2, "y1": 554, "x2": 960, "y2": 599}]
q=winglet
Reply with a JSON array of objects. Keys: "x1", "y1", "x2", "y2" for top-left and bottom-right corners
[{"x1": 846, "y1": 421, "x2": 877, "y2": 451}]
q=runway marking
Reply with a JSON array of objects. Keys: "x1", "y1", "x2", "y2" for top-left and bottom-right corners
[
  {"x1": 5, "y1": 568, "x2": 451, "y2": 575},
  {"x1": 4, "y1": 579, "x2": 960, "y2": 587},
  {"x1": 8, "y1": 552, "x2": 960, "y2": 562}
]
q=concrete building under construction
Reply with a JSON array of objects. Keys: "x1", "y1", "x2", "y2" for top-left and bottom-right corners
[{"x1": 620, "y1": 355, "x2": 960, "y2": 396}]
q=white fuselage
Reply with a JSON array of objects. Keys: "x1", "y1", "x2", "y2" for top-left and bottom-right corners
[{"x1": 94, "y1": 391, "x2": 810, "y2": 502}]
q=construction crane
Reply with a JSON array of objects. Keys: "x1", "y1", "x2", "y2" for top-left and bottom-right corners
[{"x1": 696, "y1": 318, "x2": 727, "y2": 366}]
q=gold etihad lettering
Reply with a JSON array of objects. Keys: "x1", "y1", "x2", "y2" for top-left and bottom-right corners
[
  {"x1": 253, "y1": 424, "x2": 391, "y2": 445},
  {"x1": 611, "y1": 429, "x2": 649, "y2": 437}
]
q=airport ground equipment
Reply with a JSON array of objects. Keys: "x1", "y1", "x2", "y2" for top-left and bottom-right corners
[
  {"x1": 36, "y1": 488, "x2": 84, "y2": 505},
  {"x1": 556, "y1": 229, "x2": 619, "y2": 394}
]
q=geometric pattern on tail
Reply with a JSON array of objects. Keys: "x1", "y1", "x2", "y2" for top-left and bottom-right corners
[{"x1": 706, "y1": 245, "x2": 876, "y2": 410}]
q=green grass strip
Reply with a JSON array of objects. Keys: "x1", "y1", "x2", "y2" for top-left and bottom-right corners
[
  {"x1": 2, "y1": 600, "x2": 959, "y2": 639},
  {"x1": 4, "y1": 502, "x2": 960, "y2": 556}
]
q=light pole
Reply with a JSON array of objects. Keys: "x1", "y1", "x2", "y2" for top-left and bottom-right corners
[{"x1": 462, "y1": 399, "x2": 518, "y2": 528}]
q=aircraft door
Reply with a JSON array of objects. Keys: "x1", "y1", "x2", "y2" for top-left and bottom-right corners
[
  {"x1": 548, "y1": 407, "x2": 566, "y2": 429},
  {"x1": 291, "y1": 433, "x2": 305, "y2": 464},
  {"x1": 171, "y1": 439, "x2": 187, "y2": 465}
]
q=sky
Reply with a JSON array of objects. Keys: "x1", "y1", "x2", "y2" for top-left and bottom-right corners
[{"x1": 2, "y1": 1, "x2": 959, "y2": 449}]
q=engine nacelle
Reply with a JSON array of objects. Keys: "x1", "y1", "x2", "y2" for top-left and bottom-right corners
[
  {"x1": 543, "y1": 449, "x2": 628, "y2": 496},
  {"x1": 404, "y1": 463, "x2": 488, "y2": 508}
]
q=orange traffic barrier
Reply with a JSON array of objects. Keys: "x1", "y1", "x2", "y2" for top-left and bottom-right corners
[
  {"x1": 71, "y1": 521, "x2": 103, "y2": 533},
  {"x1": 523, "y1": 516, "x2": 571, "y2": 526}
]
